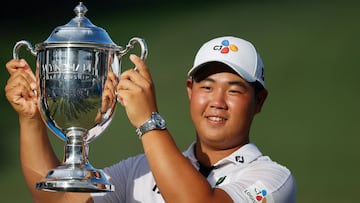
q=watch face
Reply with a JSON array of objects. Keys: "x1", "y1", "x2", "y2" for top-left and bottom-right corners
[{"x1": 154, "y1": 113, "x2": 166, "y2": 128}]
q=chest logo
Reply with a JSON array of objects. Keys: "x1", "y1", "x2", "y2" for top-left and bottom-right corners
[
  {"x1": 215, "y1": 176, "x2": 227, "y2": 186},
  {"x1": 235, "y1": 155, "x2": 245, "y2": 163}
]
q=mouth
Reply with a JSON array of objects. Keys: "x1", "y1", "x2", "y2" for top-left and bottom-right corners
[{"x1": 206, "y1": 116, "x2": 227, "y2": 122}]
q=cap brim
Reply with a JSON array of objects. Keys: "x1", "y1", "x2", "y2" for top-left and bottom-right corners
[{"x1": 188, "y1": 60, "x2": 257, "y2": 83}]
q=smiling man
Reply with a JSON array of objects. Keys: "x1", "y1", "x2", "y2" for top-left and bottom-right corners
[{"x1": 182, "y1": 36, "x2": 296, "y2": 202}]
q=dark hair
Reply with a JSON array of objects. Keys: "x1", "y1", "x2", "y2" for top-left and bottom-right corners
[{"x1": 251, "y1": 81, "x2": 265, "y2": 95}]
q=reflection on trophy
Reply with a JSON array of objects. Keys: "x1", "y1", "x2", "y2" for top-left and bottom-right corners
[{"x1": 12, "y1": 2, "x2": 147, "y2": 192}]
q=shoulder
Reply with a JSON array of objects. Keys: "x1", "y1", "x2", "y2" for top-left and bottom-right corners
[
  {"x1": 217, "y1": 145, "x2": 297, "y2": 203},
  {"x1": 251, "y1": 156, "x2": 296, "y2": 193},
  {"x1": 248, "y1": 155, "x2": 293, "y2": 181},
  {"x1": 242, "y1": 157, "x2": 297, "y2": 203},
  {"x1": 229, "y1": 143, "x2": 294, "y2": 187},
  {"x1": 218, "y1": 158, "x2": 296, "y2": 203}
]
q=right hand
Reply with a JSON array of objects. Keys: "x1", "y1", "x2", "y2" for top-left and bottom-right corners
[
  {"x1": 5, "y1": 59, "x2": 39, "y2": 119},
  {"x1": 117, "y1": 54, "x2": 158, "y2": 128}
]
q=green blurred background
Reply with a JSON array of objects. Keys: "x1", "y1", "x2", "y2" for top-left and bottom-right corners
[{"x1": 1, "y1": 0, "x2": 359, "y2": 202}]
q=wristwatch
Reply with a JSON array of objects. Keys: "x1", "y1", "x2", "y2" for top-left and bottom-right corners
[{"x1": 136, "y1": 112, "x2": 167, "y2": 138}]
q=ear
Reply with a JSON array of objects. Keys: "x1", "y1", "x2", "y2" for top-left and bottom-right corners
[
  {"x1": 255, "y1": 89, "x2": 268, "y2": 113},
  {"x1": 186, "y1": 78, "x2": 193, "y2": 100}
]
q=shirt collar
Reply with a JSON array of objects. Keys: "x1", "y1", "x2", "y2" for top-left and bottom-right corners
[{"x1": 183, "y1": 141, "x2": 263, "y2": 167}]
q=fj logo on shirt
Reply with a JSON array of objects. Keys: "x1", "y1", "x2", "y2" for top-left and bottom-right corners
[
  {"x1": 152, "y1": 184, "x2": 161, "y2": 194},
  {"x1": 235, "y1": 155, "x2": 245, "y2": 163}
]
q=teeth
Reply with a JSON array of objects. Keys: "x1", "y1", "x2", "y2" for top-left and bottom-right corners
[{"x1": 208, "y1": 116, "x2": 224, "y2": 121}]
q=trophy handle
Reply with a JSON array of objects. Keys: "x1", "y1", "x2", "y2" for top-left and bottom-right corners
[
  {"x1": 118, "y1": 37, "x2": 148, "y2": 61},
  {"x1": 13, "y1": 40, "x2": 37, "y2": 59}
]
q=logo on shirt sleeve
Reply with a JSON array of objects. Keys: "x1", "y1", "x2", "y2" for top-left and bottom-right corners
[{"x1": 243, "y1": 181, "x2": 274, "y2": 203}]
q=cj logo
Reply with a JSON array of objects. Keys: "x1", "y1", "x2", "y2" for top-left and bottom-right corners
[
  {"x1": 255, "y1": 188, "x2": 268, "y2": 203},
  {"x1": 213, "y1": 39, "x2": 238, "y2": 54}
]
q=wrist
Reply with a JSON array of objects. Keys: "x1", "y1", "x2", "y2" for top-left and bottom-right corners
[
  {"x1": 136, "y1": 112, "x2": 167, "y2": 138},
  {"x1": 19, "y1": 113, "x2": 45, "y2": 129}
]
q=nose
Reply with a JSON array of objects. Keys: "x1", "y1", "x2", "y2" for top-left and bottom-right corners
[{"x1": 209, "y1": 90, "x2": 227, "y2": 110}]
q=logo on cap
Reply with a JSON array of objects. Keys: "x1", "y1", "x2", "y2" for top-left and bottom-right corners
[{"x1": 213, "y1": 39, "x2": 238, "y2": 54}]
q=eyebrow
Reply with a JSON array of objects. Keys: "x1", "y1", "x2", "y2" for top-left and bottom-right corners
[
  {"x1": 200, "y1": 77, "x2": 249, "y2": 90},
  {"x1": 228, "y1": 81, "x2": 248, "y2": 89}
]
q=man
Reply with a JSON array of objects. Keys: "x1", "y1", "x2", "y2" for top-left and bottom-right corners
[{"x1": 5, "y1": 36, "x2": 296, "y2": 202}]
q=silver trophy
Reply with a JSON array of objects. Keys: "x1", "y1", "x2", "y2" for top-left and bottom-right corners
[{"x1": 12, "y1": 2, "x2": 147, "y2": 192}]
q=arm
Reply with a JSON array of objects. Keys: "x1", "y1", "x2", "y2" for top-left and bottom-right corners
[
  {"x1": 5, "y1": 59, "x2": 91, "y2": 203},
  {"x1": 117, "y1": 55, "x2": 233, "y2": 203}
]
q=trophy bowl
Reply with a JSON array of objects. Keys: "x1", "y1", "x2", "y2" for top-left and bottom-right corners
[{"x1": 12, "y1": 2, "x2": 147, "y2": 192}]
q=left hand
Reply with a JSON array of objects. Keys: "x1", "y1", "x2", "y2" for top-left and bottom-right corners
[{"x1": 117, "y1": 54, "x2": 158, "y2": 128}]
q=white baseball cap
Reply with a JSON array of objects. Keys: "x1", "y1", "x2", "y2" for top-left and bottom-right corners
[{"x1": 188, "y1": 36, "x2": 265, "y2": 87}]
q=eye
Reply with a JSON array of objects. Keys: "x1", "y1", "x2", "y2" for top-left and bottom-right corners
[
  {"x1": 197, "y1": 80, "x2": 214, "y2": 91},
  {"x1": 229, "y1": 90, "x2": 242, "y2": 94},
  {"x1": 229, "y1": 89, "x2": 241, "y2": 94},
  {"x1": 228, "y1": 86, "x2": 247, "y2": 94},
  {"x1": 200, "y1": 85, "x2": 212, "y2": 90},
  {"x1": 198, "y1": 85, "x2": 212, "y2": 93}
]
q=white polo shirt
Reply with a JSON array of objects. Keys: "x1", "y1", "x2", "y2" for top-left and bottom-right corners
[{"x1": 92, "y1": 142, "x2": 296, "y2": 203}]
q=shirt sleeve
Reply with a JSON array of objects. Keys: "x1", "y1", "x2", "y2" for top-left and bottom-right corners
[
  {"x1": 219, "y1": 160, "x2": 297, "y2": 203},
  {"x1": 91, "y1": 161, "x2": 128, "y2": 203},
  {"x1": 92, "y1": 154, "x2": 147, "y2": 203}
]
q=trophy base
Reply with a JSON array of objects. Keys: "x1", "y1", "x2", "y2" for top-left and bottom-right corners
[{"x1": 36, "y1": 164, "x2": 114, "y2": 193}]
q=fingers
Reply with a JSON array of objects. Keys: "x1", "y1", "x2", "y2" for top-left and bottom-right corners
[
  {"x1": 100, "y1": 94, "x2": 111, "y2": 114},
  {"x1": 5, "y1": 70, "x2": 38, "y2": 117},
  {"x1": 104, "y1": 75, "x2": 116, "y2": 96},
  {"x1": 6, "y1": 59, "x2": 25, "y2": 74},
  {"x1": 5, "y1": 70, "x2": 36, "y2": 96},
  {"x1": 117, "y1": 75, "x2": 142, "y2": 106},
  {"x1": 6, "y1": 59, "x2": 36, "y2": 81},
  {"x1": 6, "y1": 83, "x2": 34, "y2": 104},
  {"x1": 107, "y1": 71, "x2": 119, "y2": 87},
  {"x1": 117, "y1": 55, "x2": 157, "y2": 127},
  {"x1": 118, "y1": 56, "x2": 153, "y2": 96},
  {"x1": 101, "y1": 79, "x2": 116, "y2": 113},
  {"x1": 98, "y1": 71, "x2": 118, "y2": 116},
  {"x1": 118, "y1": 54, "x2": 153, "y2": 92},
  {"x1": 129, "y1": 54, "x2": 151, "y2": 82}
]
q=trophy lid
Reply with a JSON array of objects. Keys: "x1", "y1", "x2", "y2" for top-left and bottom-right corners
[{"x1": 43, "y1": 2, "x2": 116, "y2": 46}]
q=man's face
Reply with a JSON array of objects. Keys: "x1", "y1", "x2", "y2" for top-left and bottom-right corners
[{"x1": 186, "y1": 63, "x2": 266, "y2": 150}]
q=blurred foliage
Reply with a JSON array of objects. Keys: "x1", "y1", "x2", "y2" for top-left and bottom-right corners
[{"x1": 1, "y1": 0, "x2": 359, "y2": 202}]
